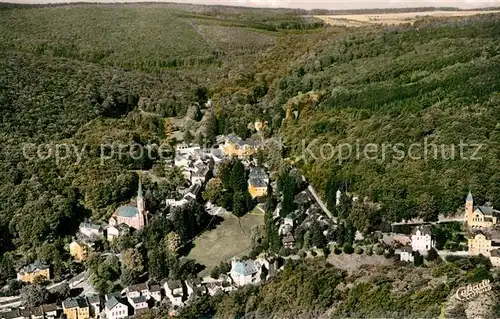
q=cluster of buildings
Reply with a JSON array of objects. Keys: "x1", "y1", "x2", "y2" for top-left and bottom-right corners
[
  {"x1": 172, "y1": 133, "x2": 260, "y2": 186},
  {"x1": 0, "y1": 304, "x2": 57, "y2": 319},
  {"x1": 220, "y1": 134, "x2": 259, "y2": 159},
  {"x1": 69, "y1": 180, "x2": 148, "y2": 262},
  {"x1": 465, "y1": 192, "x2": 500, "y2": 267},
  {"x1": 271, "y1": 187, "x2": 333, "y2": 251},
  {"x1": 397, "y1": 192, "x2": 500, "y2": 267},
  {"x1": 398, "y1": 226, "x2": 434, "y2": 262}
]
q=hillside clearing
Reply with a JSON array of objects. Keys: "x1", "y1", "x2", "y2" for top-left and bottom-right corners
[
  {"x1": 315, "y1": 10, "x2": 500, "y2": 26},
  {"x1": 188, "y1": 213, "x2": 264, "y2": 273}
]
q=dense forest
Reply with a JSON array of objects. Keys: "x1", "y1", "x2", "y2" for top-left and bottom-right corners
[{"x1": 0, "y1": 2, "x2": 500, "y2": 307}]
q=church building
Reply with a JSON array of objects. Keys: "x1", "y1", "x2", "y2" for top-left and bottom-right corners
[
  {"x1": 109, "y1": 177, "x2": 147, "y2": 230},
  {"x1": 465, "y1": 192, "x2": 498, "y2": 229}
]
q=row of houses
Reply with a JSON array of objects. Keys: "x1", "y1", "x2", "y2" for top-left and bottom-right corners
[
  {"x1": 10, "y1": 261, "x2": 272, "y2": 319},
  {"x1": 0, "y1": 304, "x2": 57, "y2": 319}
]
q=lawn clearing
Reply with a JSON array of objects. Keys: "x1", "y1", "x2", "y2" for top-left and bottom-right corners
[
  {"x1": 315, "y1": 10, "x2": 500, "y2": 27},
  {"x1": 188, "y1": 213, "x2": 264, "y2": 274},
  {"x1": 327, "y1": 253, "x2": 393, "y2": 274}
]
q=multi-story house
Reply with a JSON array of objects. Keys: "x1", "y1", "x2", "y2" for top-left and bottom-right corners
[
  {"x1": 87, "y1": 295, "x2": 101, "y2": 318},
  {"x1": 149, "y1": 285, "x2": 162, "y2": 303},
  {"x1": 491, "y1": 249, "x2": 500, "y2": 267},
  {"x1": 230, "y1": 258, "x2": 262, "y2": 287},
  {"x1": 106, "y1": 223, "x2": 129, "y2": 242},
  {"x1": 17, "y1": 261, "x2": 50, "y2": 283},
  {"x1": 69, "y1": 240, "x2": 90, "y2": 262},
  {"x1": 62, "y1": 298, "x2": 89, "y2": 319},
  {"x1": 125, "y1": 283, "x2": 149, "y2": 299},
  {"x1": 128, "y1": 296, "x2": 148, "y2": 316},
  {"x1": 247, "y1": 167, "x2": 269, "y2": 199},
  {"x1": 104, "y1": 296, "x2": 128, "y2": 319},
  {"x1": 79, "y1": 222, "x2": 103, "y2": 239},
  {"x1": 185, "y1": 278, "x2": 205, "y2": 301},
  {"x1": 468, "y1": 230, "x2": 500, "y2": 257},
  {"x1": 411, "y1": 225, "x2": 434, "y2": 253},
  {"x1": 163, "y1": 280, "x2": 184, "y2": 307},
  {"x1": 221, "y1": 134, "x2": 258, "y2": 158},
  {"x1": 41, "y1": 304, "x2": 58, "y2": 319}
]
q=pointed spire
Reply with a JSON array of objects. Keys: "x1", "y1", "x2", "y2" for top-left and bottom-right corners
[
  {"x1": 138, "y1": 173, "x2": 143, "y2": 199},
  {"x1": 466, "y1": 191, "x2": 473, "y2": 202}
]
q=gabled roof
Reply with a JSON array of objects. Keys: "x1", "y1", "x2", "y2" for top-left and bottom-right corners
[
  {"x1": 475, "y1": 205, "x2": 495, "y2": 216},
  {"x1": 185, "y1": 183, "x2": 201, "y2": 197},
  {"x1": 19, "y1": 261, "x2": 49, "y2": 274},
  {"x1": 150, "y1": 284, "x2": 161, "y2": 292},
  {"x1": 166, "y1": 280, "x2": 182, "y2": 290},
  {"x1": 79, "y1": 222, "x2": 102, "y2": 230},
  {"x1": 62, "y1": 298, "x2": 79, "y2": 309},
  {"x1": 128, "y1": 282, "x2": 148, "y2": 292},
  {"x1": 248, "y1": 178, "x2": 267, "y2": 188},
  {"x1": 87, "y1": 295, "x2": 100, "y2": 305},
  {"x1": 411, "y1": 225, "x2": 432, "y2": 236},
  {"x1": 115, "y1": 205, "x2": 139, "y2": 218},
  {"x1": 491, "y1": 249, "x2": 500, "y2": 257},
  {"x1": 249, "y1": 167, "x2": 267, "y2": 179},
  {"x1": 77, "y1": 298, "x2": 89, "y2": 308},
  {"x1": 232, "y1": 259, "x2": 259, "y2": 276},
  {"x1": 400, "y1": 246, "x2": 413, "y2": 253},
  {"x1": 282, "y1": 234, "x2": 295, "y2": 244},
  {"x1": 32, "y1": 306, "x2": 44, "y2": 316},
  {"x1": 105, "y1": 296, "x2": 125, "y2": 310},
  {"x1": 131, "y1": 296, "x2": 147, "y2": 305},
  {"x1": 116, "y1": 223, "x2": 130, "y2": 232},
  {"x1": 2, "y1": 309, "x2": 21, "y2": 319},
  {"x1": 20, "y1": 309, "x2": 33, "y2": 317}
]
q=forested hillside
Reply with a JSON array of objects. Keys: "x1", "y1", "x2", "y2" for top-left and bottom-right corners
[
  {"x1": 0, "y1": 3, "x2": 323, "y2": 283},
  {"x1": 275, "y1": 15, "x2": 500, "y2": 224},
  {"x1": 0, "y1": 2, "x2": 500, "y2": 298}
]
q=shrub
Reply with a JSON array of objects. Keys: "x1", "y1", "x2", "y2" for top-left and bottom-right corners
[
  {"x1": 210, "y1": 266, "x2": 220, "y2": 279},
  {"x1": 311, "y1": 250, "x2": 317, "y2": 257},
  {"x1": 414, "y1": 251, "x2": 424, "y2": 267},
  {"x1": 466, "y1": 265, "x2": 492, "y2": 283},
  {"x1": 384, "y1": 248, "x2": 394, "y2": 258},
  {"x1": 366, "y1": 245, "x2": 373, "y2": 256},
  {"x1": 334, "y1": 247, "x2": 342, "y2": 255},
  {"x1": 343, "y1": 244, "x2": 354, "y2": 254},
  {"x1": 355, "y1": 247, "x2": 364, "y2": 255},
  {"x1": 300, "y1": 252, "x2": 307, "y2": 258},
  {"x1": 374, "y1": 245, "x2": 384, "y2": 255},
  {"x1": 323, "y1": 247, "x2": 331, "y2": 257},
  {"x1": 426, "y1": 248, "x2": 439, "y2": 261}
]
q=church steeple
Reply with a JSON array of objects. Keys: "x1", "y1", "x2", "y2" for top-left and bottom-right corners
[
  {"x1": 137, "y1": 174, "x2": 145, "y2": 214},
  {"x1": 138, "y1": 176, "x2": 143, "y2": 198},
  {"x1": 466, "y1": 191, "x2": 473, "y2": 203},
  {"x1": 465, "y1": 190, "x2": 474, "y2": 220}
]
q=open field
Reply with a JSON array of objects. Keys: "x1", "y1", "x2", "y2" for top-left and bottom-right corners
[
  {"x1": 327, "y1": 253, "x2": 393, "y2": 274},
  {"x1": 315, "y1": 10, "x2": 500, "y2": 26},
  {"x1": 188, "y1": 213, "x2": 264, "y2": 274}
]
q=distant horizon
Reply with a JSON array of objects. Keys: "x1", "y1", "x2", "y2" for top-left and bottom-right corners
[{"x1": 2, "y1": 0, "x2": 500, "y2": 11}]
